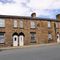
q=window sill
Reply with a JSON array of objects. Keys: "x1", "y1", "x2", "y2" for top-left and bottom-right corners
[
  {"x1": 48, "y1": 27, "x2": 51, "y2": 29},
  {"x1": 30, "y1": 41, "x2": 36, "y2": 43},
  {"x1": 20, "y1": 28, "x2": 24, "y2": 29},
  {"x1": 0, "y1": 27, "x2": 5, "y2": 28},
  {"x1": 30, "y1": 28, "x2": 36, "y2": 29},
  {"x1": 56, "y1": 28, "x2": 60, "y2": 29},
  {"x1": 0, "y1": 43, "x2": 5, "y2": 44},
  {"x1": 13, "y1": 27, "x2": 18, "y2": 29}
]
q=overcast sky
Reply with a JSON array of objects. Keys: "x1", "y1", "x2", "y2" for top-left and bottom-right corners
[{"x1": 0, "y1": 0, "x2": 60, "y2": 19}]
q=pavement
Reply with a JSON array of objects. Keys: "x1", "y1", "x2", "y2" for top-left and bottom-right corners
[{"x1": 0, "y1": 43, "x2": 59, "y2": 51}]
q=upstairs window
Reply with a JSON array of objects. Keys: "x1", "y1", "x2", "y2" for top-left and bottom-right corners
[
  {"x1": 56, "y1": 22, "x2": 58, "y2": 28},
  {"x1": 48, "y1": 21, "x2": 51, "y2": 28},
  {"x1": 13, "y1": 20, "x2": 17, "y2": 28},
  {"x1": 31, "y1": 21, "x2": 36, "y2": 28},
  {"x1": 20, "y1": 20, "x2": 23, "y2": 28},
  {"x1": 0, "y1": 19, "x2": 5, "y2": 27}
]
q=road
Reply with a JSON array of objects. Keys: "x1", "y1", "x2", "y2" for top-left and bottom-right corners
[{"x1": 0, "y1": 44, "x2": 60, "y2": 60}]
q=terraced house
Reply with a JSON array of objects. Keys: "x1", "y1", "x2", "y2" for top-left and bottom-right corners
[{"x1": 0, "y1": 13, "x2": 60, "y2": 47}]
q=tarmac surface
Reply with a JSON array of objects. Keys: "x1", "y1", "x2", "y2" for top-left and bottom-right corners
[{"x1": 0, "y1": 43, "x2": 60, "y2": 60}]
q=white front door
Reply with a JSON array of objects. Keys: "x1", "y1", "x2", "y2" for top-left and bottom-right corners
[
  {"x1": 19, "y1": 35, "x2": 24, "y2": 46},
  {"x1": 13, "y1": 35, "x2": 18, "y2": 46}
]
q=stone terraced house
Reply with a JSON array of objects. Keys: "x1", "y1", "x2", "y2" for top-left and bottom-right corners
[{"x1": 0, "y1": 13, "x2": 60, "y2": 47}]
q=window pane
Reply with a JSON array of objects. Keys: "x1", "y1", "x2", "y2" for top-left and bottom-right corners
[
  {"x1": 31, "y1": 21, "x2": 36, "y2": 28},
  {"x1": 56, "y1": 22, "x2": 58, "y2": 28},
  {"x1": 13, "y1": 20, "x2": 17, "y2": 27},
  {"x1": 20, "y1": 21, "x2": 23, "y2": 28},
  {"x1": 56, "y1": 22, "x2": 60, "y2": 28},
  {"x1": 48, "y1": 21, "x2": 51, "y2": 28},
  {"x1": 0, "y1": 33, "x2": 5, "y2": 43},
  {"x1": 48, "y1": 33, "x2": 52, "y2": 40},
  {"x1": 0, "y1": 19, "x2": 5, "y2": 27},
  {"x1": 30, "y1": 32, "x2": 36, "y2": 42}
]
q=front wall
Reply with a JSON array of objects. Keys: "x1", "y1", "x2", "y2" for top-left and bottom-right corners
[{"x1": 0, "y1": 18, "x2": 56, "y2": 47}]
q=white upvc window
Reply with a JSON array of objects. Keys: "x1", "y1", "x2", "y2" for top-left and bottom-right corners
[
  {"x1": 0, "y1": 19, "x2": 5, "y2": 27},
  {"x1": 13, "y1": 20, "x2": 17, "y2": 28},
  {"x1": 0, "y1": 33, "x2": 5, "y2": 43},
  {"x1": 20, "y1": 20, "x2": 23, "y2": 28},
  {"x1": 48, "y1": 33, "x2": 52, "y2": 40},
  {"x1": 48, "y1": 21, "x2": 51, "y2": 28},
  {"x1": 56, "y1": 22, "x2": 58, "y2": 28},
  {"x1": 56, "y1": 22, "x2": 60, "y2": 28},
  {"x1": 31, "y1": 21, "x2": 36, "y2": 28}
]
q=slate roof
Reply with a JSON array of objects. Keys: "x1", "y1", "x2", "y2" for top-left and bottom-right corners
[{"x1": 0, "y1": 15, "x2": 60, "y2": 22}]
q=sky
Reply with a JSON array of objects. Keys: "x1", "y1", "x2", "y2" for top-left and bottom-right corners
[{"x1": 0, "y1": 0, "x2": 60, "y2": 19}]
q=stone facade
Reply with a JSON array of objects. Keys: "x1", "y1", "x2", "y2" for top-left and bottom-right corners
[{"x1": 0, "y1": 13, "x2": 60, "y2": 47}]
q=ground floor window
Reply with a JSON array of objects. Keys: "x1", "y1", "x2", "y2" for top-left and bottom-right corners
[
  {"x1": 0, "y1": 33, "x2": 5, "y2": 43},
  {"x1": 48, "y1": 33, "x2": 52, "y2": 41},
  {"x1": 30, "y1": 32, "x2": 36, "y2": 43}
]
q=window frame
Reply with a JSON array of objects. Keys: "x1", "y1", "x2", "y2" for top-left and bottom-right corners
[
  {"x1": 48, "y1": 21, "x2": 51, "y2": 28},
  {"x1": 56, "y1": 22, "x2": 60, "y2": 29},
  {"x1": 13, "y1": 20, "x2": 18, "y2": 28},
  {"x1": 0, "y1": 19, "x2": 5, "y2": 28},
  {"x1": 30, "y1": 32, "x2": 36, "y2": 43},
  {"x1": 0, "y1": 32, "x2": 5, "y2": 44},
  {"x1": 20, "y1": 20, "x2": 23, "y2": 29},
  {"x1": 56, "y1": 22, "x2": 58, "y2": 28},
  {"x1": 48, "y1": 33, "x2": 52, "y2": 40},
  {"x1": 30, "y1": 21, "x2": 36, "y2": 29}
]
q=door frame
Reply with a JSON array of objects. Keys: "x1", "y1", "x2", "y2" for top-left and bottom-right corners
[
  {"x1": 19, "y1": 35, "x2": 24, "y2": 46},
  {"x1": 19, "y1": 32, "x2": 25, "y2": 46},
  {"x1": 12, "y1": 32, "x2": 18, "y2": 46}
]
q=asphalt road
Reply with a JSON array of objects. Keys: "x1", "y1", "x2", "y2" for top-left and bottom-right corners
[{"x1": 0, "y1": 44, "x2": 60, "y2": 60}]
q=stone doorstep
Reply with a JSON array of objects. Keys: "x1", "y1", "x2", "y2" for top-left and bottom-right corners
[{"x1": 0, "y1": 43, "x2": 58, "y2": 51}]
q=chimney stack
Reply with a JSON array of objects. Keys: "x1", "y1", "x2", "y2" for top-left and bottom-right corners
[
  {"x1": 56, "y1": 14, "x2": 60, "y2": 20},
  {"x1": 31, "y1": 12, "x2": 36, "y2": 18}
]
